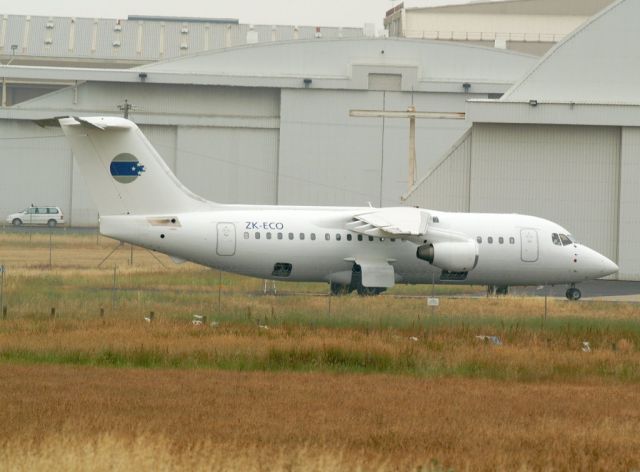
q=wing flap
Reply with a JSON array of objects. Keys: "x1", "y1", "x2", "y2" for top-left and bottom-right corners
[{"x1": 349, "y1": 207, "x2": 427, "y2": 237}]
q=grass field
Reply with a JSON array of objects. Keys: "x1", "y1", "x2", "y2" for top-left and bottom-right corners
[{"x1": 0, "y1": 231, "x2": 639, "y2": 470}]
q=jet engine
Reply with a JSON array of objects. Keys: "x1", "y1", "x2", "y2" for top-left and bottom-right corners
[{"x1": 416, "y1": 240, "x2": 478, "y2": 272}]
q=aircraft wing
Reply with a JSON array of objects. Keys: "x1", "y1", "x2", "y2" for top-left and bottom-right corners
[{"x1": 346, "y1": 207, "x2": 428, "y2": 237}]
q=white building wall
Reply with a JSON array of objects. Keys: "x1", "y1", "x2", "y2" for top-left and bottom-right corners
[
  {"x1": 176, "y1": 126, "x2": 279, "y2": 205},
  {"x1": 278, "y1": 88, "x2": 471, "y2": 207},
  {"x1": 0, "y1": 121, "x2": 71, "y2": 224},
  {"x1": 470, "y1": 123, "x2": 620, "y2": 260},
  {"x1": 403, "y1": 129, "x2": 471, "y2": 211},
  {"x1": 617, "y1": 127, "x2": 640, "y2": 280}
]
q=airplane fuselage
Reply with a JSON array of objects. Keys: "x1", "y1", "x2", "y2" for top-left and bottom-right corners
[{"x1": 100, "y1": 206, "x2": 616, "y2": 288}]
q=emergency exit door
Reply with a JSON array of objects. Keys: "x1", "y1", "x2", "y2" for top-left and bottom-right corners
[{"x1": 216, "y1": 223, "x2": 236, "y2": 256}]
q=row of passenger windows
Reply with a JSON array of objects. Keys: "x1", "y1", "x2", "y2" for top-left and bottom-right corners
[
  {"x1": 476, "y1": 236, "x2": 516, "y2": 245},
  {"x1": 243, "y1": 232, "x2": 398, "y2": 242}
]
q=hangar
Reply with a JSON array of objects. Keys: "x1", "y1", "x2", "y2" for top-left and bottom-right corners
[
  {"x1": 385, "y1": 0, "x2": 616, "y2": 56},
  {"x1": 403, "y1": 0, "x2": 639, "y2": 280},
  {"x1": 0, "y1": 31, "x2": 536, "y2": 225}
]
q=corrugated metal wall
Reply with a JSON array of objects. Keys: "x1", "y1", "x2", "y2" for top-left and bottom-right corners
[
  {"x1": 403, "y1": 129, "x2": 471, "y2": 211},
  {"x1": 470, "y1": 123, "x2": 620, "y2": 260},
  {"x1": 617, "y1": 127, "x2": 640, "y2": 280},
  {"x1": 0, "y1": 15, "x2": 363, "y2": 64},
  {"x1": 0, "y1": 121, "x2": 71, "y2": 223},
  {"x1": 278, "y1": 89, "x2": 470, "y2": 207},
  {"x1": 176, "y1": 126, "x2": 279, "y2": 204}
]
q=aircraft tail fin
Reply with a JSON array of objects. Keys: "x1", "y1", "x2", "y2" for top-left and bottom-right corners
[{"x1": 58, "y1": 116, "x2": 213, "y2": 216}]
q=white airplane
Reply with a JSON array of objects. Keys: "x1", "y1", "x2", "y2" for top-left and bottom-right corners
[{"x1": 48, "y1": 116, "x2": 618, "y2": 300}]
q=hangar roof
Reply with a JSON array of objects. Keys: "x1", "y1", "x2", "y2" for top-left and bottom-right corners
[
  {"x1": 139, "y1": 37, "x2": 537, "y2": 89},
  {"x1": 400, "y1": 0, "x2": 614, "y2": 16},
  {"x1": 503, "y1": 0, "x2": 638, "y2": 104}
]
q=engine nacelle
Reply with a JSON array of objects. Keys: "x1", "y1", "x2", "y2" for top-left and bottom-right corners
[{"x1": 416, "y1": 241, "x2": 479, "y2": 272}]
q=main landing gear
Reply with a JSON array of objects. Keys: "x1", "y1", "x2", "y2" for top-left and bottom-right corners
[
  {"x1": 329, "y1": 264, "x2": 387, "y2": 296},
  {"x1": 565, "y1": 284, "x2": 582, "y2": 301}
]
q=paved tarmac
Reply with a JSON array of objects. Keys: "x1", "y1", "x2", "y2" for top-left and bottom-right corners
[
  {"x1": 1, "y1": 225, "x2": 97, "y2": 235},
  {"x1": 510, "y1": 280, "x2": 640, "y2": 302}
]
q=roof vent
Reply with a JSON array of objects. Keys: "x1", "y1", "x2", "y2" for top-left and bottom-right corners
[
  {"x1": 44, "y1": 38, "x2": 53, "y2": 45},
  {"x1": 181, "y1": 24, "x2": 189, "y2": 34},
  {"x1": 180, "y1": 43, "x2": 188, "y2": 50},
  {"x1": 113, "y1": 40, "x2": 121, "y2": 47},
  {"x1": 114, "y1": 24, "x2": 122, "y2": 32},
  {"x1": 46, "y1": 21, "x2": 54, "y2": 29}
]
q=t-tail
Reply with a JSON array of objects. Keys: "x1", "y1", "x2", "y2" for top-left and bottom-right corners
[{"x1": 58, "y1": 116, "x2": 213, "y2": 216}]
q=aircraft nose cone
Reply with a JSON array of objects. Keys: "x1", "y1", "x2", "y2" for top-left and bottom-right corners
[
  {"x1": 584, "y1": 247, "x2": 619, "y2": 278},
  {"x1": 578, "y1": 246, "x2": 618, "y2": 279},
  {"x1": 601, "y1": 257, "x2": 619, "y2": 277}
]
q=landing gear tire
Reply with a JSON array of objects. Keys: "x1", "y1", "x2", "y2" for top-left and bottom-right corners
[
  {"x1": 566, "y1": 287, "x2": 581, "y2": 301},
  {"x1": 357, "y1": 286, "x2": 386, "y2": 296},
  {"x1": 495, "y1": 285, "x2": 509, "y2": 296},
  {"x1": 330, "y1": 282, "x2": 352, "y2": 296}
]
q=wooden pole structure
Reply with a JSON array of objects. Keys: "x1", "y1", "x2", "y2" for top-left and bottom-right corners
[{"x1": 349, "y1": 108, "x2": 465, "y2": 197}]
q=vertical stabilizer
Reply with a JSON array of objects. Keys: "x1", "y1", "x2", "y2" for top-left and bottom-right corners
[{"x1": 59, "y1": 116, "x2": 213, "y2": 216}]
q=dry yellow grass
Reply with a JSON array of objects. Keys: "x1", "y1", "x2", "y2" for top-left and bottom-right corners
[
  {"x1": 1, "y1": 232, "x2": 640, "y2": 470},
  {"x1": 0, "y1": 364, "x2": 639, "y2": 471}
]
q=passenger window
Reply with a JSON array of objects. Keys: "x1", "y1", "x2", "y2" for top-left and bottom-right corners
[
  {"x1": 277, "y1": 233, "x2": 283, "y2": 240},
  {"x1": 299, "y1": 233, "x2": 305, "y2": 240},
  {"x1": 380, "y1": 238, "x2": 385, "y2": 242},
  {"x1": 310, "y1": 233, "x2": 316, "y2": 241},
  {"x1": 368, "y1": 236, "x2": 374, "y2": 242},
  {"x1": 509, "y1": 237, "x2": 515, "y2": 244},
  {"x1": 552, "y1": 233, "x2": 561, "y2": 246},
  {"x1": 244, "y1": 232, "x2": 249, "y2": 239},
  {"x1": 488, "y1": 237, "x2": 493, "y2": 244},
  {"x1": 499, "y1": 237, "x2": 504, "y2": 244},
  {"x1": 432, "y1": 216, "x2": 439, "y2": 223},
  {"x1": 288, "y1": 233, "x2": 294, "y2": 240},
  {"x1": 266, "y1": 232, "x2": 272, "y2": 240},
  {"x1": 358, "y1": 235, "x2": 363, "y2": 241},
  {"x1": 390, "y1": 238, "x2": 396, "y2": 242},
  {"x1": 347, "y1": 234, "x2": 352, "y2": 241},
  {"x1": 336, "y1": 234, "x2": 342, "y2": 241},
  {"x1": 559, "y1": 234, "x2": 572, "y2": 246},
  {"x1": 325, "y1": 233, "x2": 330, "y2": 241},
  {"x1": 255, "y1": 232, "x2": 260, "y2": 240},
  {"x1": 476, "y1": 236, "x2": 482, "y2": 244}
]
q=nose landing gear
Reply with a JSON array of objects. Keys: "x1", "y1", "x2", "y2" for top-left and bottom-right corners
[{"x1": 566, "y1": 284, "x2": 581, "y2": 301}]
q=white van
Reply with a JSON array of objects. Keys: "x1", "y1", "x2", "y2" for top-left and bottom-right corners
[{"x1": 5, "y1": 206, "x2": 65, "y2": 227}]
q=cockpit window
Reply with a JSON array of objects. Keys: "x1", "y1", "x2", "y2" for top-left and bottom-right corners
[
  {"x1": 552, "y1": 233, "x2": 561, "y2": 246},
  {"x1": 559, "y1": 234, "x2": 572, "y2": 246}
]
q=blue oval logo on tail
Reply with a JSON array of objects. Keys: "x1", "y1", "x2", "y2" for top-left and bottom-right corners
[{"x1": 110, "y1": 153, "x2": 145, "y2": 184}]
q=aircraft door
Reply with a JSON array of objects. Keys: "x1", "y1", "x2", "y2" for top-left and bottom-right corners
[
  {"x1": 520, "y1": 228, "x2": 539, "y2": 262},
  {"x1": 216, "y1": 222, "x2": 236, "y2": 256}
]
